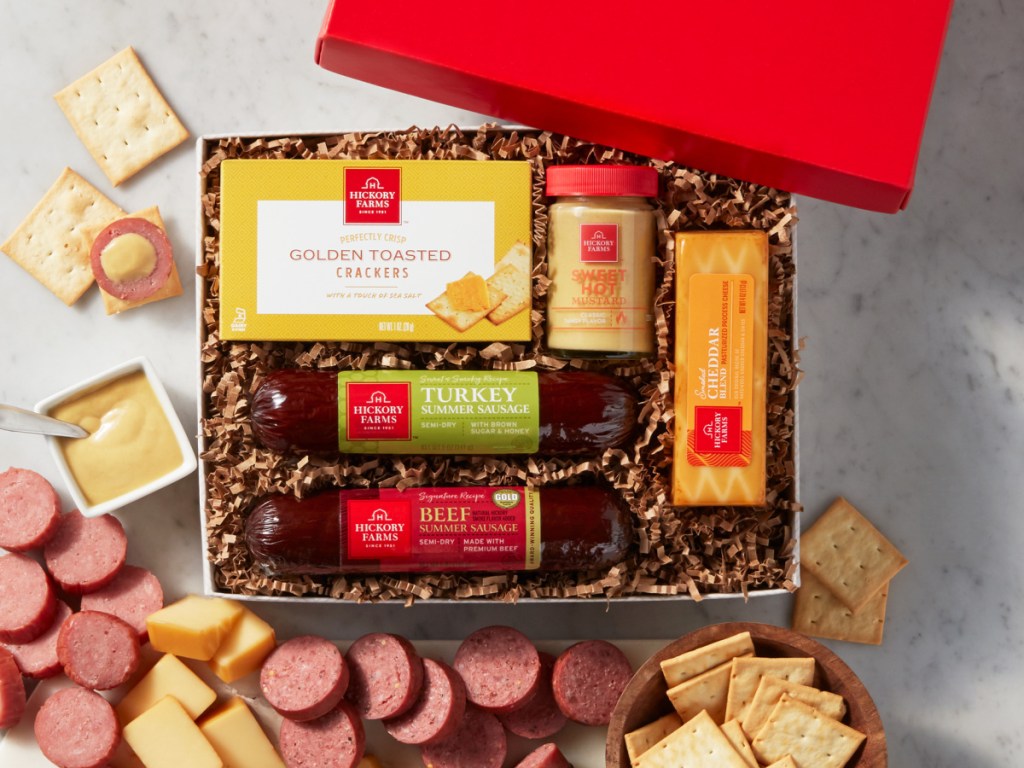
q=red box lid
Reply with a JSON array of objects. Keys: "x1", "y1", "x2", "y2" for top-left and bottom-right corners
[{"x1": 316, "y1": 1, "x2": 953, "y2": 213}]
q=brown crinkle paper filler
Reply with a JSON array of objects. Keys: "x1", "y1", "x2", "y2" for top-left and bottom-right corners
[{"x1": 199, "y1": 126, "x2": 800, "y2": 603}]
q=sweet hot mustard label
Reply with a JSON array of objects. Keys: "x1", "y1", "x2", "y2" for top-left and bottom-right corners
[
  {"x1": 51, "y1": 370, "x2": 182, "y2": 504},
  {"x1": 219, "y1": 159, "x2": 531, "y2": 342}
]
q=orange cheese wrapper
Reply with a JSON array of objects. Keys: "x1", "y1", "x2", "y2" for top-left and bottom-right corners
[{"x1": 673, "y1": 231, "x2": 768, "y2": 506}]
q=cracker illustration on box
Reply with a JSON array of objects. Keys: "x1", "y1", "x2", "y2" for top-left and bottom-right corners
[{"x1": 425, "y1": 242, "x2": 532, "y2": 330}]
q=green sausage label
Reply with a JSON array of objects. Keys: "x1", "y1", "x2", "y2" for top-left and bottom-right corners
[{"x1": 338, "y1": 370, "x2": 540, "y2": 454}]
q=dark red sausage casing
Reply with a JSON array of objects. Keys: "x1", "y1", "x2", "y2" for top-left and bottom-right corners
[
  {"x1": 552, "y1": 640, "x2": 633, "y2": 726},
  {"x1": 89, "y1": 217, "x2": 173, "y2": 301},
  {"x1": 245, "y1": 485, "x2": 633, "y2": 576},
  {"x1": 250, "y1": 369, "x2": 637, "y2": 455}
]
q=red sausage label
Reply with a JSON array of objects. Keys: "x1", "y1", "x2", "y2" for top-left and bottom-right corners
[{"x1": 342, "y1": 487, "x2": 541, "y2": 571}]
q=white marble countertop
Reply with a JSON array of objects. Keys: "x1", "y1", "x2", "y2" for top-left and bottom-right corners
[{"x1": 1, "y1": 2, "x2": 1021, "y2": 766}]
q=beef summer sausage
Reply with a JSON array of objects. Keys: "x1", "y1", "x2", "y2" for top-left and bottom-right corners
[
  {"x1": 383, "y1": 658, "x2": 466, "y2": 745},
  {"x1": 57, "y1": 611, "x2": 141, "y2": 690},
  {"x1": 345, "y1": 633, "x2": 423, "y2": 720},
  {"x1": 261, "y1": 635, "x2": 349, "y2": 722},
  {"x1": 454, "y1": 626, "x2": 541, "y2": 714},
  {"x1": 0, "y1": 647, "x2": 26, "y2": 730},
  {"x1": 551, "y1": 640, "x2": 633, "y2": 726},
  {"x1": 245, "y1": 485, "x2": 633, "y2": 576},
  {"x1": 250, "y1": 369, "x2": 637, "y2": 455},
  {"x1": 89, "y1": 217, "x2": 174, "y2": 301},
  {"x1": 513, "y1": 743, "x2": 573, "y2": 768},
  {"x1": 419, "y1": 704, "x2": 506, "y2": 768},
  {"x1": 279, "y1": 700, "x2": 365, "y2": 768},
  {"x1": 34, "y1": 686, "x2": 122, "y2": 768},
  {"x1": 44, "y1": 510, "x2": 127, "y2": 594},
  {"x1": 80, "y1": 565, "x2": 164, "y2": 642},
  {"x1": 0, "y1": 467, "x2": 61, "y2": 551},
  {"x1": 0, "y1": 552, "x2": 57, "y2": 643},
  {"x1": 2, "y1": 599, "x2": 71, "y2": 678},
  {"x1": 498, "y1": 652, "x2": 567, "y2": 740}
]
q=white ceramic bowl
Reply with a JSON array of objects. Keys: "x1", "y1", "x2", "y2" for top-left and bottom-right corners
[{"x1": 35, "y1": 356, "x2": 197, "y2": 517}]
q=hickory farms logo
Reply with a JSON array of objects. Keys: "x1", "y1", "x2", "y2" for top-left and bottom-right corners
[
  {"x1": 344, "y1": 167, "x2": 402, "y2": 224},
  {"x1": 346, "y1": 382, "x2": 411, "y2": 441},
  {"x1": 346, "y1": 499, "x2": 412, "y2": 559},
  {"x1": 694, "y1": 406, "x2": 743, "y2": 454},
  {"x1": 579, "y1": 223, "x2": 619, "y2": 263}
]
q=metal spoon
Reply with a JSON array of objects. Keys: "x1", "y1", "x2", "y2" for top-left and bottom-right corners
[{"x1": 0, "y1": 404, "x2": 88, "y2": 439}]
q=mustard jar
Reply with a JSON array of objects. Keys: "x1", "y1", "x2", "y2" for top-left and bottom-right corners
[{"x1": 544, "y1": 165, "x2": 658, "y2": 359}]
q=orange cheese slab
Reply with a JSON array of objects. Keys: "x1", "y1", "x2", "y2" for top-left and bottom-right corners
[
  {"x1": 446, "y1": 272, "x2": 491, "y2": 311},
  {"x1": 673, "y1": 231, "x2": 768, "y2": 506}
]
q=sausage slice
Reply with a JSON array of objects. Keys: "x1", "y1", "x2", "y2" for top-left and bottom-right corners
[
  {"x1": 279, "y1": 700, "x2": 365, "y2": 768},
  {"x1": 0, "y1": 647, "x2": 26, "y2": 730},
  {"x1": 0, "y1": 468, "x2": 61, "y2": 551},
  {"x1": 419, "y1": 704, "x2": 506, "y2": 768},
  {"x1": 513, "y1": 743, "x2": 573, "y2": 768},
  {"x1": 0, "y1": 552, "x2": 57, "y2": 643},
  {"x1": 552, "y1": 640, "x2": 633, "y2": 726},
  {"x1": 498, "y1": 652, "x2": 567, "y2": 739},
  {"x1": 345, "y1": 633, "x2": 423, "y2": 720},
  {"x1": 57, "y1": 611, "x2": 141, "y2": 690},
  {"x1": 34, "y1": 686, "x2": 121, "y2": 768},
  {"x1": 383, "y1": 658, "x2": 466, "y2": 745},
  {"x1": 261, "y1": 635, "x2": 348, "y2": 721},
  {"x1": 2, "y1": 599, "x2": 71, "y2": 678},
  {"x1": 453, "y1": 626, "x2": 541, "y2": 714},
  {"x1": 80, "y1": 565, "x2": 164, "y2": 642},
  {"x1": 43, "y1": 510, "x2": 127, "y2": 594},
  {"x1": 89, "y1": 217, "x2": 174, "y2": 301}
]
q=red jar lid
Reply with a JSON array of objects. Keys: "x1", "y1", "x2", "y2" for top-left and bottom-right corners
[{"x1": 546, "y1": 165, "x2": 659, "y2": 197}]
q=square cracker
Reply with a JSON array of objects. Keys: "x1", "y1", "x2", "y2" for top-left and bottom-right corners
[
  {"x1": 751, "y1": 695, "x2": 866, "y2": 768},
  {"x1": 764, "y1": 758, "x2": 798, "y2": 768},
  {"x1": 625, "y1": 712, "x2": 681, "y2": 767},
  {"x1": 485, "y1": 263, "x2": 530, "y2": 325},
  {"x1": 0, "y1": 167, "x2": 124, "y2": 305},
  {"x1": 720, "y1": 719, "x2": 757, "y2": 768},
  {"x1": 426, "y1": 283, "x2": 506, "y2": 331},
  {"x1": 724, "y1": 657, "x2": 815, "y2": 724},
  {"x1": 55, "y1": 47, "x2": 188, "y2": 186},
  {"x1": 801, "y1": 496, "x2": 907, "y2": 611},
  {"x1": 496, "y1": 240, "x2": 532, "y2": 274},
  {"x1": 740, "y1": 675, "x2": 847, "y2": 740},
  {"x1": 661, "y1": 631, "x2": 755, "y2": 687},
  {"x1": 99, "y1": 206, "x2": 183, "y2": 315},
  {"x1": 636, "y1": 710, "x2": 750, "y2": 768},
  {"x1": 666, "y1": 661, "x2": 733, "y2": 724},
  {"x1": 792, "y1": 569, "x2": 888, "y2": 646}
]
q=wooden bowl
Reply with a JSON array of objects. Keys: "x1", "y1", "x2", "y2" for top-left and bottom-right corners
[{"x1": 606, "y1": 622, "x2": 886, "y2": 768}]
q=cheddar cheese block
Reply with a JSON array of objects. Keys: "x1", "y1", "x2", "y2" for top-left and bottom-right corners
[{"x1": 673, "y1": 231, "x2": 768, "y2": 506}]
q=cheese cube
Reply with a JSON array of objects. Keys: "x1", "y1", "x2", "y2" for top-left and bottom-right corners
[
  {"x1": 117, "y1": 654, "x2": 217, "y2": 725},
  {"x1": 199, "y1": 698, "x2": 284, "y2": 768},
  {"x1": 123, "y1": 696, "x2": 223, "y2": 768},
  {"x1": 146, "y1": 596, "x2": 244, "y2": 660},
  {"x1": 207, "y1": 607, "x2": 276, "y2": 683}
]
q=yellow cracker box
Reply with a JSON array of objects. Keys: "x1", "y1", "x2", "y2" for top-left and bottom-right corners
[{"x1": 219, "y1": 159, "x2": 532, "y2": 341}]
